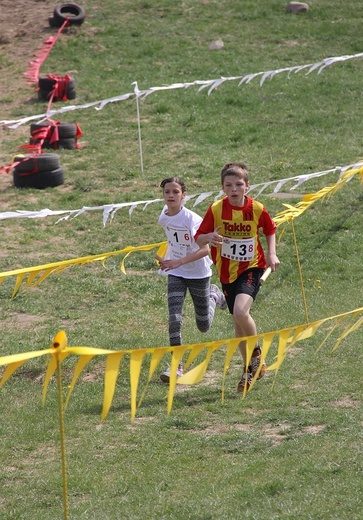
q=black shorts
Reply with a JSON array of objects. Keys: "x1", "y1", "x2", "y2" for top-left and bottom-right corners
[{"x1": 222, "y1": 268, "x2": 264, "y2": 314}]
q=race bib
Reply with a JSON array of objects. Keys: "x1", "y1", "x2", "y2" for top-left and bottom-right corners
[
  {"x1": 221, "y1": 237, "x2": 255, "y2": 262},
  {"x1": 165, "y1": 225, "x2": 191, "y2": 259}
]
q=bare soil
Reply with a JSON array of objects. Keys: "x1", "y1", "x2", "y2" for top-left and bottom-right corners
[
  {"x1": 0, "y1": 0, "x2": 58, "y2": 110},
  {"x1": 0, "y1": 0, "x2": 71, "y2": 189}
]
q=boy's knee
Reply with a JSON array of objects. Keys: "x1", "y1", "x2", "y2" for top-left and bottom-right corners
[{"x1": 233, "y1": 310, "x2": 250, "y2": 322}]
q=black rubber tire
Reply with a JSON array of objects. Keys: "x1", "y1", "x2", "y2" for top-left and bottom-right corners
[
  {"x1": 29, "y1": 122, "x2": 54, "y2": 148},
  {"x1": 29, "y1": 138, "x2": 50, "y2": 148},
  {"x1": 35, "y1": 139, "x2": 53, "y2": 149},
  {"x1": 66, "y1": 88, "x2": 76, "y2": 100},
  {"x1": 14, "y1": 167, "x2": 64, "y2": 189},
  {"x1": 30, "y1": 138, "x2": 77, "y2": 150},
  {"x1": 38, "y1": 77, "x2": 76, "y2": 91},
  {"x1": 37, "y1": 88, "x2": 76, "y2": 102},
  {"x1": 31, "y1": 122, "x2": 77, "y2": 138},
  {"x1": 30, "y1": 121, "x2": 52, "y2": 133},
  {"x1": 30, "y1": 121, "x2": 53, "y2": 140},
  {"x1": 30, "y1": 123, "x2": 77, "y2": 149},
  {"x1": 58, "y1": 123, "x2": 77, "y2": 138},
  {"x1": 58, "y1": 137, "x2": 77, "y2": 149},
  {"x1": 14, "y1": 153, "x2": 60, "y2": 173},
  {"x1": 37, "y1": 89, "x2": 51, "y2": 101},
  {"x1": 29, "y1": 139, "x2": 58, "y2": 150},
  {"x1": 53, "y1": 3, "x2": 86, "y2": 26},
  {"x1": 38, "y1": 88, "x2": 76, "y2": 102}
]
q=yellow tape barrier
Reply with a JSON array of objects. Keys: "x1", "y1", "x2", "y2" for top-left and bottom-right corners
[
  {"x1": 0, "y1": 164, "x2": 361, "y2": 298},
  {"x1": 0, "y1": 307, "x2": 362, "y2": 421},
  {"x1": 274, "y1": 163, "x2": 363, "y2": 228},
  {"x1": 0, "y1": 241, "x2": 167, "y2": 298}
]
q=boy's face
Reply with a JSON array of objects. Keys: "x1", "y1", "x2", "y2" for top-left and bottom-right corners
[{"x1": 222, "y1": 175, "x2": 249, "y2": 206}]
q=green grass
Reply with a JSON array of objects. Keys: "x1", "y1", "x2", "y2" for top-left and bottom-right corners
[{"x1": 0, "y1": 0, "x2": 363, "y2": 518}]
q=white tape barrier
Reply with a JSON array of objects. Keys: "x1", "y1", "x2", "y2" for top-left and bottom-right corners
[
  {"x1": 1, "y1": 52, "x2": 362, "y2": 129},
  {"x1": 1, "y1": 162, "x2": 360, "y2": 225}
]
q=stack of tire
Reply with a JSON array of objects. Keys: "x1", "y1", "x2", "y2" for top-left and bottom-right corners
[
  {"x1": 13, "y1": 153, "x2": 64, "y2": 189},
  {"x1": 38, "y1": 4, "x2": 86, "y2": 101},
  {"x1": 49, "y1": 3, "x2": 86, "y2": 28},
  {"x1": 30, "y1": 121, "x2": 79, "y2": 150},
  {"x1": 38, "y1": 75, "x2": 76, "y2": 102}
]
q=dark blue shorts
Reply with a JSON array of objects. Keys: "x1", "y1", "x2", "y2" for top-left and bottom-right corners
[{"x1": 222, "y1": 268, "x2": 264, "y2": 314}]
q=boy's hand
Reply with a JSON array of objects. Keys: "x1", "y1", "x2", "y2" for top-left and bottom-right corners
[
  {"x1": 267, "y1": 253, "x2": 280, "y2": 272},
  {"x1": 209, "y1": 226, "x2": 223, "y2": 247}
]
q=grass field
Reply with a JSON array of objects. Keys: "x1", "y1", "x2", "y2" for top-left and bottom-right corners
[{"x1": 0, "y1": 1, "x2": 362, "y2": 518}]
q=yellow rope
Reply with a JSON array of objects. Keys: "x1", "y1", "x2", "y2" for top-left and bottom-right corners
[
  {"x1": 56, "y1": 356, "x2": 69, "y2": 520},
  {"x1": 290, "y1": 218, "x2": 309, "y2": 324}
]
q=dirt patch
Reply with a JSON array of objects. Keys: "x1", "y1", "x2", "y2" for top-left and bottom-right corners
[
  {"x1": 0, "y1": 0, "x2": 58, "y2": 114},
  {"x1": 3, "y1": 311, "x2": 45, "y2": 329},
  {"x1": 0, "y1": 0, "x2": 62, "y2": 190},
  {"x1": 333, "y1": 396, "x2": 358, "y2": 408},
  {"x1": 264, "y1": 422, "x2": 326, "y2": 445},
  {"x1": 0, "y1": 0, "x2": 55, "y2": 52}
]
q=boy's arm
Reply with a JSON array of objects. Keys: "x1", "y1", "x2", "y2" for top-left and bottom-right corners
[
  {"x1": 194, "y1": 206, "x2": 221, "y2": 247},
  {"x1": 195, "y1": 207, "x2": 224, "y2": 248},
  {"x1": 156, "y1": 243, "x2": 210, "y2": 271},
  {"x1": 265, "y1": 233, "x2": 280, "y2": 271},
  {"x1": 195, "y1": 233, "x2": 212, "y2": 247},
  {"x1": 196, "y1": 227, "x2": 223, "y2": 248}
]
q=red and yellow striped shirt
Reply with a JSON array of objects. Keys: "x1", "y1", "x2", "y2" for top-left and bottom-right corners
[{"x1": 194, "y1": 196, "x2": 276, "y2": 284}]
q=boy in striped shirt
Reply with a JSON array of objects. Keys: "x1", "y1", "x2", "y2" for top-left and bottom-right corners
[{"x1": 195, "y1": 162, "x2": 280, "y2": 391}]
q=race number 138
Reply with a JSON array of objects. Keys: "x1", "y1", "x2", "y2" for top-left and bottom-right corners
[{"x1": 221, "y1": 237, "x2": 255, "y2": 261}]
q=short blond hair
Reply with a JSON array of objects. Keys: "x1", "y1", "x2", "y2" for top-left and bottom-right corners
[{"x1": 221, "y1": 162, "x2": 249, "y2": 184}]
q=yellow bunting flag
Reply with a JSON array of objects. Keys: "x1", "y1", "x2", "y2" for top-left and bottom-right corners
[
  {"x1": 273, "y1": 164, "x2": 363, "y2": 228},
  {"x1": 0, "y1": 307, "x2": 362, "y2": 421},
  {"x1": 0, "y1": 241, "x2": 166, "y2": 298}
]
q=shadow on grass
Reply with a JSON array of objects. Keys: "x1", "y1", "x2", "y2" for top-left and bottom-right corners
[{"x1": 81, "y1": 382, "x2": 232, "y2": 417}]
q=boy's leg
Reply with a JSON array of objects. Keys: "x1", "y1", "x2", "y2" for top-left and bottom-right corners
[
  {"x1": 233, "y1": 292, "x2": 256, "y2": 363},
  {"x1": 233, "y1": 293, "x2": 266, "y2": 391},
  {"x1": 167, "y1": 275, "x2": 187, "y2": 346},
  {"x1": 188, "y1": 277, "x2": 215, "y2": 333},
  {"x1": 225, "y1": 269, "x2": 266, "y2": 391}
]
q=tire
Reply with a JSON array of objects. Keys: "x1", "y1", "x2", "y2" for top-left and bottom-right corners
[
  {"x1": 38, "y1": 77, "x2": 76, "y2": 91},
  {"x1": 30, "y1": 121, "x2": 53, "y2": 142},
  {"x1": 37, "y1": 139, "x2": 54, "y2": 149},
  {"x1": 38, "y1": 138, "x2": 77, "y2": 150},
  {"x1": 58, "y1": 123, "x2": 77, "y2": 138},
  {"x1": 14, "y1": 153, "x2": 60, "y2": 173},
  {"x1": 37, "y1": 81, "x2": 76, "y2": 102},
  {"x1": 30, "y1": 139, "x2": 58, "y2": 150},
  {"x1": 58, "y1": 137, "x2": 77, "y2": 149},
  {"x1": 38, "y1": 89, "x2": 51, "y2": 101},
  {"x1": 53, "y1": 3, "x2": 86, "y2": 26},
  {"x1": 66, "y1": 87, "x2": 76, "y2": 100},
  {"x1": 30, "y1": 122, "x2": 77, "y2": 138},
  {"x1": 30, "y1": 123, "x2": 77, "y2": 149},
  {"x1": 37, "y1": 88, "x2": 76, "y2": 102},
  {"x1": 13, "y1": 167, "x2": 64, "y2": 189},
  {"x1": 30, "y1": 121, "x2": 52, "y2": 133},
  {"x1": 29, "y1": 138, "x2": 51, "y2": 148},
  {"x1": 29, "y1": 123, "x2": 54, "y2": 148}
]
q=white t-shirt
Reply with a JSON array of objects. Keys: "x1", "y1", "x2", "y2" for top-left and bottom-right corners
[{"x1": 158, "y1": 205, "x2": 212, "y2": 279}]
